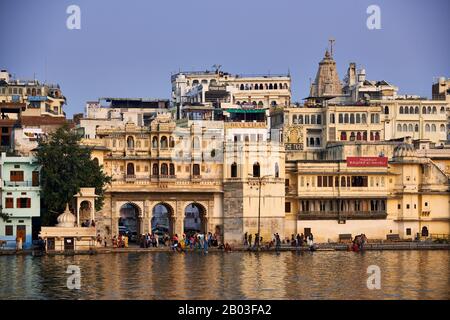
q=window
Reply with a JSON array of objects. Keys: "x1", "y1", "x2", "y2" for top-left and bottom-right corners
[
  {"x1": 406, "y1": 228, "x2": 411, "y2": 236},
  {"x1": 317, "y1": 176, "x2": 322, "y2": 187},
  {"x1": 5, "y1": 225, "x2": 13, "y2": 236},
  {"x1": 161, "y1": 163, "x2": 168, "y2": 175},
  {"x1": 231, "y1": 162, "x2": 237, "y2": 178},
  {"x1": 152, "y1": 163, "x2": 159, "y2": 176},
  {"x1": 431, "y1": 124, "x2": 436, "y2": 132},
  {"x1": 440, "y1": 124, "x2": 445, "y2": 132},
  {"x1": 425, "y1": 124, "x2": 430, "y2": 132},
  {"x1": 252, "y1": 162, "x2": 260, "y2": 177},
  {"x1": 127, "y1": 136, "x2": 134, "y2": 149},
  {"x1": 5, "y1": 198, "x2": 14, "y2": 208},
  {"x1": 351, "y1": 176, "x2": 368, "y2": 187},
  {"x1": 193, "y1": 164, "x2": 200, "y2": 176},
  {"x1": 160, "y1": 136, "x2": 168, "y2": 148},
  {"x1": 169, "y1": 164, "x2": 175, "y2": 176},
  {"x1": 16, "y1": 198, "x2": 31, "y2": 208},
  {"x1": 10, "y1": 171, "x2": 24, "y2": 182},
  {"x1": 384, "y1": 106, "x2": 389, "y2": 114},
  {"x1": 275, "y1": 163, "x2": 279, "y2": 178},
  {"x1": 285, "y1": 202, "x2": 291, "y2": 213},
  {"x1": 126, "y1": 163, "x2": 134, "y2": 175}
]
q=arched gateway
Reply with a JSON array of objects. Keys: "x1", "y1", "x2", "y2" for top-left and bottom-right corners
[{"x1": 183, "y1": 203, "x2": 207, "y2": 237}]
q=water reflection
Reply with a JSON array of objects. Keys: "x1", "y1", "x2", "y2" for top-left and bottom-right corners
[{"x1": 0, "y1": 251, "x2": 448, "y2": 300}]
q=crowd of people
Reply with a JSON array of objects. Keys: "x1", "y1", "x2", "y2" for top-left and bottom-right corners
[{"x1": 243, "y1": 232, "x2": 316, "y2": 251}]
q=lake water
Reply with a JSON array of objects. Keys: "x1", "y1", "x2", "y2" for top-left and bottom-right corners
[{"x1": 0, "y1": 250, "x2": 448, "y2": 300}]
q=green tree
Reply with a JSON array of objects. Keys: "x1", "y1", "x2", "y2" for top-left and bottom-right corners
[{"x1": 36, "y1": 125, "x2": 111, "y2": 225}]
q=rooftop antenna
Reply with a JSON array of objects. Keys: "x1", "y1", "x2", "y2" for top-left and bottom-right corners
[{"x1": 329, "y1": 38, "x2": 335, "y2": 57}]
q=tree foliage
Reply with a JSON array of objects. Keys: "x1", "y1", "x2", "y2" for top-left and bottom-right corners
[{"x1": 36, "y1": 125, "x2": 111, "y2": 226}]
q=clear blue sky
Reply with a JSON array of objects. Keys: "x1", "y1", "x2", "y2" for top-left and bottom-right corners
[{"x1": 0, "y1": 0, "x2": 448, "y2": 117}]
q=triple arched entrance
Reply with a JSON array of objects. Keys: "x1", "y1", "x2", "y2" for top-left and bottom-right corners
[{"x1": 118, "y1": 202, "x2": 208, "y2": 239}]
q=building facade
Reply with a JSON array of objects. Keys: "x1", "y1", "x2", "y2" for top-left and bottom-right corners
[{"x1": 0, "y1": 153, "x2": 40, "y2": 248}]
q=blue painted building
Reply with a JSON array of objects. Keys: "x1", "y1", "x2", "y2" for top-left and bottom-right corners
[{"x1": 0, "y1": 152, "x2": 40, "y2": 249}]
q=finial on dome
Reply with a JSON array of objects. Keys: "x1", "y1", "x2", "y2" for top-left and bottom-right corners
[{"x1": 56, "y1": 203, "x2": 76, "y2": 228}]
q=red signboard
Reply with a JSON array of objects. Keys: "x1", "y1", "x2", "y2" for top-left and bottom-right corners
[{"x1": 346, "y1": 157, "x2": 388, "y2": 167}]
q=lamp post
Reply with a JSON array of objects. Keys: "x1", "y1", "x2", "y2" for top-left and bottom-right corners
[{"x1": 249, "y1": 173, "x2": 272, "y2": 250}]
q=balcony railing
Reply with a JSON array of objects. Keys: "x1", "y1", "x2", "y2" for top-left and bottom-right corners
[
  {"x1": 297, "y1": 210, "x2": 387, "y2": 220},
  {"x1": 4, "y1": 180, "x2": 38, "y2": 187}
]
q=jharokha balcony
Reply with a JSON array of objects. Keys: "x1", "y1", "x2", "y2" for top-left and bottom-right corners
[{"x1": 297, "y1": 210, "x2": 388, "y2": 220}]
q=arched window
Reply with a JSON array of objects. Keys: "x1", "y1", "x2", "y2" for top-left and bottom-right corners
[
  {"x1": 341, "y1": 176, "x2": 346, "y2": 187},
  {"x1": 361, "y1": 113, "x2": 367, "y2": 124},
  {"x1": 350, "y1": 132, "x2": 355, "y2": 141},
  {"x1": 311, "y1": 115, "x2": 316, "y2": 124},
  {"x1": 431, "y1": 124, "x2": 436, "y2": 132},
  {"x1": 252, "y1": 162, "x2": 260, "y2": 177},
  {"x1": 432, "y1": 106, "x2": 437, "y2": 114},
  {"x1": 258, "y1": 101, "x2": 263, "y2": 107},
  {"x1": 338, "y1": 114, "x2": 343, "y2": 123},
  {"x1": 356, "y1": 113, "x2": 361, "y2": 123},
  {"x1": 427, "y1": 106, "x2": 431, "y2": 114},
  {"x1": 275, "y1": 163, "x2": 279, "y2": 178},
  {"x1": 160, "y1": 136, "x2": 168, "y2": 148},
  {"x1": 169, "y1": 163, "x2": 175, "y2": 176},
  {"x1": 192, "y1": 136, "x2": 200, "y2": 149},
  {"x1": 409, "y1": 106, "x2": 414, "y2": 114},
  {"x1": 127, "y1": 163, "x2": 135, "y2": 175},
  {"x1": 415, "y1": 106, "x2": 419, "y2": 114},
  {"x1": 127, "y1": 136, "x2": 134, "y2": 149},
  {"x1": 274, "y1": 83, "x2": 278, "y2": 89},
  {"x1": 399, "y1": 106, "x2": 404, "y2": 114},
  {"x1": 315, "y1": 137, "x2": 320, "y2": 146},
  {"x1": 440, "y1": 124, "x2": 445, "y2": 132},
  {"x1": 350, "y1": 114, "x2": 355, "y2": 124},
  {"x1": 293, "y1": 115, "x2": 298, "y2": 124},
  {"x1": 299, "y1": 115, "x2": 304, "y2": 124},
  {"x1": 259, "y1": 84, "x2": 264, "y2": 90},
  {"x1": 271, "y1": 101, "x2": 277, "y2": 107},
  {"x1": 356, "y1": 132, "x2": 362, "y2": 140},
  {"x1": 152, "y1": 163, "x2": 159, "y2": 176},
  {"x1": 425, "y1": 124, "x2": 430, "y2": 132},
  {"x1": 404, "y1": 106, "x2": 409, "y2": 114},
  {"x1": 269, "y1": 83, "x2": 273, "y2": 90},
  {"x1": 422, "y1": 106, "x2": 426, "y2": 114},
  {"x1": 363, "y1": 131, "x2": 367, "y2": 140},
  {"x1": 192, "y1": 164, "x2": 200, "y2": 176},
  {"x1": 152, "y1": 136, "x2": 158, "y2": 148},
  {"x1": 317, "y1": 114, "x2": 321, "y2": 124},
  {"x1": 408, "y1": 124, "x2": 413, "y2": 132},
  {"x1": 403, "y1": 124, "x2": 407, "y2": 132},
  {"x1": 169, "y1": 136, "x2": 175, "y2": 148},
  {"x1": 440, "y1": 106, "x2": 445, "y2": 114},
  {"x1": 397, "y1": 124, "x2": 402, "y2": 132},
  {"x1": 415, "y1": 124, "x2": 419, "y2": 132},
  {"x1": 384, "y1": 106, "x2": 389, "y2": 114},
  {"x1": 161, "y1": 163, "x2": 168, "y2": 175},
  {"x1": 340, "y1": 131, "x2": 347, "y2": 141},
  {"x1": 231, "y1": 162, "x2": 237, "y2": 178},
  {"x1": 240, "y1": 84, "x2": 244, "y2": 90},
  {"x1": 344, "y1": 114, "x2": 349, "y2": 123}
]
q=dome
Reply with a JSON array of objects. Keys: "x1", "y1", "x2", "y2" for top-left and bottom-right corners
[
  {"x1": 393, "y1": 143, "x2": 417, "y2": 158},
  {"x1": 56, "y1": 204, "x2": 76, "y2": 228}
]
